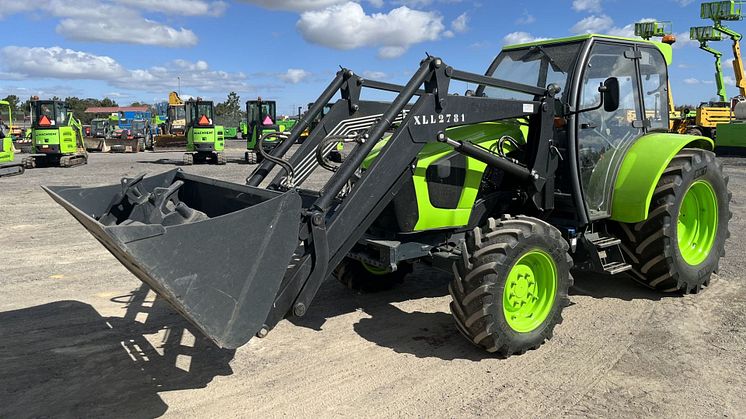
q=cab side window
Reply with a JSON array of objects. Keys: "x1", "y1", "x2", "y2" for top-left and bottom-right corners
[
  {"x1": 640, "y1": 47, "x2": 670, "y2": 131},
  {"x1": 577, "y1": 43, "x2": 642, "y2": 219}
]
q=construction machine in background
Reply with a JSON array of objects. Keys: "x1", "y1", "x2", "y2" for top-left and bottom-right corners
[
  {"x1": 109, "y1": 108, "x2": 150, "y2": 153},
  {"x1": 86, "y1": 117, "x2": 114, "y2": 152},
  {"x1": 0, "y1": 100, "x2": 25, "y2": 177},
  {"x1": 299, "y1": 102, "x2": 334, "y2": 143},
  {"x1": 244, "y1": 98, "x2": 280, "y2": 164},
  {"x1": 23, "y1": 99, "x2": 87, "y2": 168},
  {"x1": 48, "y1": 34, "x2": 730, "y2": 358},
  {"x1": 151, "y1": 92, "x2": 187, "y2": 151},
  {"x1": 703, "y1": 0, "x2": 746, "y2": 152},
  {"x1": 182, "y1": 99, "x2": 226, "y2": 165}
]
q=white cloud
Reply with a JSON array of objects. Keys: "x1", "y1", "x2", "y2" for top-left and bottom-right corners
[
  {"x1": 515, "y1": 10, "x2": 535, "y2": 25},
  {"x1": 0, "y1": 46, "x2": 250, "y2": 94},
  {"x1": 672, "y1": 32, "x2": 698, "y2": 49},
  {"x1": 451, "y1": 12, "x2": 468, "y2": 33},
  {"x1": 296, "y1": 2, "x2": 445, "y2": 58},
  {"x1": 118, "y1": 0, "x2": 229, "y2": 16},
  {"x1": 0, "y1": 0, "x2": 219, "y2": 47},
  {"x1": 1, "y1": 46, "x2": 127, "y2": 79},
  {"x1": 366, "y1": 0, "x2": 385, "y2": 6},
  {"x1": 236, "y1": 0, "x2": 348, "y2": 11},
  {"x1": 683, "y1": 78, "x2": 700, "y2": 85},
  {"x1": 279, "y1": 68, "x2": 311, "y2": 83},
  {"x1": 362, "y1": 70, "x2": 388, "y2": 79},
  {"x1": 502, "y1": 32, "x2": 548, "y2": 45},
  {"x1": 602, "y1": 17, "x2": 657, "y2": 38},
  {"x1": 571, "y1": 15, "x2": 613, "y2": 34},
  {"x1": 57, "y1": 18, "x2": 198, "y2": 47},
  {"x1": 572, "y1": 0, "x2": 603, "y2": 13}
]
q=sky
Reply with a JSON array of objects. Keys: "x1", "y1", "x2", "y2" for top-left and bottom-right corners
[{"x1": 0, "y1": 0, "x2": 743, "y2": 115}]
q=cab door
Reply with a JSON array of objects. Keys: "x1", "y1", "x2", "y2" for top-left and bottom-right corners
[{"x1": 576, "y1": 42, "x2": 644, "y2": 219}]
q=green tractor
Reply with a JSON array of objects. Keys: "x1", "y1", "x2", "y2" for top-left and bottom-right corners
[
  {"x1": 0, "y1": 100, "x2": 24, "y2": 177},
  {"x1": 48, "y1": 34, "x2": 731, "y2": 357},
  {"x1": 182, "y1": 99, "x2": 226, "y2": 165},
  {"x1": 23, "y1": 99, "x2": 87, "y2": 169}
]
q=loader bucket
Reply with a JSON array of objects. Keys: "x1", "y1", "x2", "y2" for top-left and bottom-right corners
[{"x1": 43, "y1": 169, "x2": 303, "y2": 349}]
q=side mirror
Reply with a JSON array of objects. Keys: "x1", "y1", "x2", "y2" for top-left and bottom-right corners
[{"x1": 601, "y1": 77, "x2": 620, "y2": 112}]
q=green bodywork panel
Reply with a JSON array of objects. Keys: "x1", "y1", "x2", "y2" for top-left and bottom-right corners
[
  {"x1": 610, "y1": 133, "x2": 714, "y2": 223},
  {"x1": 187, "y1": 126, "x2": 225, "y2": 152},
  {"x1": 715, "y1": 122, "x2": 746, "y2": 148},
  {"x1": 0, "y1": 136, "x2": 12, "y2": 162},
  {"x1": 33, "y1": 126, "x2": 81, "y2": 154},
  {"x1": 504, "y1": 33, "x2": 674, "y2": 65},
  {"x1": 224, "y1": 127, "x2": 238, "y2": 138},
  {"x1": 0, "y1": 100, "x2": 13, "y2": 162},
  {"x1": 363, "y1": 121, "x2": 528, "y2": 231},
  {"x1": 246, "y1": 121, "x2": 295, "y2": 150}
]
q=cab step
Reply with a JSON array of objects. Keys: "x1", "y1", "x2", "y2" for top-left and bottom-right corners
[{"x1": 586, "y1": 232, "x2": 632, "y2": 275}]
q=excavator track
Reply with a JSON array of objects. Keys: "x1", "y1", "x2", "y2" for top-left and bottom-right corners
[
  {"x1": 59, "y1": 154, "x2": 88, "y2": 168},
  {"x1": 0, "y1": 163, "x2": 24, "y2": 177}
]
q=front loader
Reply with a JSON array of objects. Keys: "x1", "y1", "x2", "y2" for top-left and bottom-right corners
[
  {"x1": 182, "y1": 99, "x2": 226, "y2": 165},
  {"x1": 23, "y1": 99, "x2": 87, "y2": 169},
  {"x1": 47, "y1": 35, "x2": 730, "y2": 357},
  {"x1": 86, "y1": 117, "x2": 113, "y2": 152}
]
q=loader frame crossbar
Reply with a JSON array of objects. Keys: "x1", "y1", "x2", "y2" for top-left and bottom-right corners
[{"x1": 249, "y1": 56, "x2": 559, "y2": 333}]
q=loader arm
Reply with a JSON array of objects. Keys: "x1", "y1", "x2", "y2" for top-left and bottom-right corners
[
  {"x1": 251, "y1": 57, "x2": 559, "y2": 333},
  {"x1": 46, "y1": 56, "x2": 559, "y2": 349}
]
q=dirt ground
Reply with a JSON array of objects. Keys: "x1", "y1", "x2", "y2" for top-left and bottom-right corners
[{"x1": 1, "y1": 141, "x2": 745, "y2": 418}]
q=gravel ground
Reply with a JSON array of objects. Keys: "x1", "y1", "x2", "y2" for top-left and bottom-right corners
[{"x1": 1, "y1": 141, "x2": 745, "y2": 418}]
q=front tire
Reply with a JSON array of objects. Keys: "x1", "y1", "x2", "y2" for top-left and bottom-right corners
[
  {"x1": 450, "y1": 215, "x2": 572, "y2": 356},
  {"x1": 618, "y1": 149, "x2": 730, "y2": 293},
  {"x1": 333, "y1": 258, "x2": 412, "y2": 292}
]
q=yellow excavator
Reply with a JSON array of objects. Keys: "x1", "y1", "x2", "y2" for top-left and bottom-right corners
[{"x1": 151, "y1": 91, "x2": 187, "y2": 151}]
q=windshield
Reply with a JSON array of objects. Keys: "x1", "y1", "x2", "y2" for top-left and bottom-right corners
[
  {"x1": 34, "y1": 101, "x2": 67, "y2": 128},
  {"x1": 480, "y1": 42, "x2": 582, "y2": 102},
  {"x1": 132, "y1": 120, "x2": 146, "y2": 130},
  {"x1": 93, "y1": 120, "x2": 107, "y2": 129},
  {"x1": 169, "y1": 105, "x2": 186, "y2": 121}
]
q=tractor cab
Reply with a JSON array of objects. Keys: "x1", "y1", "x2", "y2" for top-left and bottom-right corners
[
  {"x1": 131, "y1": 119, "x2": 149, "y2": 137},
  {"x1": 244, "y1": 98, "x2": 279, "y2": 163},
  {"x1": 91, "y1": 118, "x2": 112, "y2": 138}
]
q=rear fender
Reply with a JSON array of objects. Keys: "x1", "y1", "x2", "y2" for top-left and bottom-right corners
[{"x1": 610, "y1": 133, "x2": 714, "y2": 223}]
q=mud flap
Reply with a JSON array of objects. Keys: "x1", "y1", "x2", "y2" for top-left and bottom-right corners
[{"x1": 43, "y1": 170, "x2": 303, "y2": 349}]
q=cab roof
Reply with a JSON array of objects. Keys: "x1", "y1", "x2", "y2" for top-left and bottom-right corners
[{"x1": 503, "y1": 33, "x2": 673, "y2": 65}]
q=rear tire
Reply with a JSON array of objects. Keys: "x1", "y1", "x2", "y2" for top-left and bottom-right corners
[
  {"x1": 617, "y1": 149, "x2": 730, "y2": 293},
  {"x1": 245, "y1": 151, "x2": 257, "y2": 164},
  {"x1": 685, "y1": 127, "x2": 703, "y2": 137},
  {"x1": 333, "y1": 258, "x2": 412, "y2": 292},
  {"x1": 450, "y1": 215, "x2": 572, "y2": 356}
]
